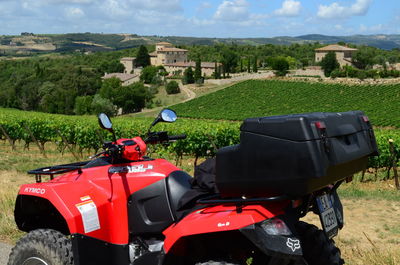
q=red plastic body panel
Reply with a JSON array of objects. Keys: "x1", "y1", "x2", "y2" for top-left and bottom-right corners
[
  {"x1": 19, "y1": 159, "x2": 179, "y2": 245},
  {"x1": 163, "y1": 203, "x2": 288, "y2": 253},
  {"x1": 116, "y1": 137, "x2": 147, "y2": 161}
]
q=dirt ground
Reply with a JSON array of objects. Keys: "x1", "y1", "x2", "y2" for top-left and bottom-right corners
[{"x1": 303, "y1": 198, "x2": 400, "y2": 265}]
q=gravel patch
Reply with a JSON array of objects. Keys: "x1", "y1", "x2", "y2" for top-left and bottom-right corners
[{"x1": 0, "y1": 242, "x2": 11, "y2": 265}]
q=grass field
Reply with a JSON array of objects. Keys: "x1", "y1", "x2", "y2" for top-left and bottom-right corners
[{"x1": 171, "y1": 80, "x2": 400, "y2": 128}]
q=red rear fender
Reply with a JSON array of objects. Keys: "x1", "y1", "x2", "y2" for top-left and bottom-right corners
[{"x1": 163, "y1": 203, "x2": 286, "y2": 253}]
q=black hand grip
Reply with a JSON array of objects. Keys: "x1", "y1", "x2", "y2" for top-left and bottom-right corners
[{"x1": 168, "y1": 134, "x2": 187, "y2": 141}]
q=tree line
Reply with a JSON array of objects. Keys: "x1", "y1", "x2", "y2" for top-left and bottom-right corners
[{"x1": 0, "y1": 42, "x2": 399, "y2": 115}]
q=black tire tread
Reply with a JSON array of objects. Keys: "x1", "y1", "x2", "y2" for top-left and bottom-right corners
[
  {"x1": 7, "y1": 229, "x2": 73, "y2": 265},
  {"x1": 296, "y1": 221, "x2": 344, "y2": 265},
  {"x1": 196, "y1": 261, "x2": 239, "y2": 265}
]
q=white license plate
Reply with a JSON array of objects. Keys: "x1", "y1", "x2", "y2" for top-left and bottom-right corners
[{"x1": 316, "y1": 194, "x2": 338, "y2": 236}]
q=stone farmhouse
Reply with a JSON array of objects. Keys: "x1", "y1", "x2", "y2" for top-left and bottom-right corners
[
  {"x1": 103, "y1": 73, "x2": 139, "y2": 86},
  {"x1": 104, "y1": 42, "x2": 218, "y2": 85},
  {"x1": 315, "y1": 45, "x2": 358, "y2": 67},
  {"x1": 120, "y1": 57, "x2": 136, "y2": 74},
  {"x1": 150, "y1": 42, "x2": 218, "y2": 76}
]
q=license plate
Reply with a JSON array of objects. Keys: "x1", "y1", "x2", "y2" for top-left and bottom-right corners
[{"x1": 316, "y1": 194, "x2": 338, "y2": 238}]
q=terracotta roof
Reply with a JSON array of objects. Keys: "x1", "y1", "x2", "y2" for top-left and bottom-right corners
[
  {"x1": 120, "y1": 57, "x2": 136, "y2": 61},
  {"x1": 149, "y1": 51, "x2": 157, "y2": 57},
  {"x1": 165, "y1": 61, "x2": 219, "y2": 68},
  {"x1": 156, "y1": 42, "x2": 173, "y2": 45},
  {"x1": 158, "y1": 47, "x2": 188, "y2": 52},
  {"x1": 315, "y1": 45, "x2": 357, "y2": 52},
  {"x1": 103, "y1": 73, "x2": 138, "y2": 82}
]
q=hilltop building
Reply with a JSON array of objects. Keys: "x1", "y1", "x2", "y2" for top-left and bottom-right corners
[
  {"x1": 103, "y1": 73, "x2": 139, "y2": 86},
  {"x1": 315, "y1": 45, "x2": 358, "y2": 67},
  {"x1": 120, "y1": 57, "x2": 136, "y2": 74},
  {"x1": 150, "y1": 42, "x2": 188, "y2": 65},
  {"x1": 105, "y1": 42, "x2": 218, "y2": 84},
  {"x1": 150, "y1": 42, "x2": 218, "y2": 76}
]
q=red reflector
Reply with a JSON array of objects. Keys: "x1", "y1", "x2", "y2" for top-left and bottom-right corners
[
  {"x1": 362, "y1": 116, "x2": 369, "y2": 122},
  {"x1": 315, "y1": 121, "x2": 326, "y2": 129}
]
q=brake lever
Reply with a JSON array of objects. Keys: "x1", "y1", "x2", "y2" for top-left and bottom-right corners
[{"x1": 89, "y1": 150, "x2": 106, "y2": 159}]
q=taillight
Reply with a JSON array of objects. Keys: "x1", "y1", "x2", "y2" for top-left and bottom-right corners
[
  {"x1": 260, "y1": 218, "x2": 292, "y2": 236},
  {"x1": 315, "y1": 121, "x2": 326, "y2": 130}
]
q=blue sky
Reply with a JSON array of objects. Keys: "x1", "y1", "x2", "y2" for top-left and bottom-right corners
[{"x1": 0, "y1": 0, "x2": 399, "y2": 37}]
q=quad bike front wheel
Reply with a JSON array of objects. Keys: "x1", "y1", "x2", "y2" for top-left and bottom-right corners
[{"x1": 7, "y1": 229, "x2": 73, "y2": 265}]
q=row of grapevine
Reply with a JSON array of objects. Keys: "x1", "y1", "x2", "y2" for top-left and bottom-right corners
[
  {"x1": 172, "y1": 80, "x2": 400, "y2": 128},
  {"x1": 0, "y1": 108, "x2": 398, "y2": 168}
]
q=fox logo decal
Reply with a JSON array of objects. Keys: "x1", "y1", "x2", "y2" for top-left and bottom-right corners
[{"x1": 286, "y1": 238, "x2": 301, "y2": 252}]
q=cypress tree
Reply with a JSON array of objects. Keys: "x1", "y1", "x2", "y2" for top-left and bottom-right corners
[
  {"x1": 194, "y1": 58, "x2": 202, "y2": 81},
  {"x1": 247, "y1": 58, "x2": 251, "y2": 73},
  {"x1": 253, "y1": 56, "x2": 258, "y2": 73},
  {"x1": 136, "y1": 45, "x2": 150, "y2": 67}
]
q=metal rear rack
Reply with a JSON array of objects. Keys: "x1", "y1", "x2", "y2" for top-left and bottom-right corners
[
  {"x1": 197, "y1": 194, "x2": 293, "y2": 213},
  {"x1": 197, "y1": 194, "x2": 290, "y2": 205},
  {"x1": 28, "y1": 161, "x2": 89, "y2": 183}
]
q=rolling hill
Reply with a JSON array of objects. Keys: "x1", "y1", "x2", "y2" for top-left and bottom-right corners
[{"x1": 0, "y1": 33, "x2": 399, "y2": 56}]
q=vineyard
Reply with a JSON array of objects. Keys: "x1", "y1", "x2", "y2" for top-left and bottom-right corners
[
  {"x1": 171, "y1": 80, "x2": 400, "y2": 128},
  {"x1": 0, "y1": 108, "x2": 398, "y2": 169}
]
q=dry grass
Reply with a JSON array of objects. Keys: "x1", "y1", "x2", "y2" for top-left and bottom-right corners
[
  {"x1": 303, "y1": 196, "x2": 400, "y2": 265},
  {"x1": 0, "y1": 141, "x2": 77, "y2": 243}
]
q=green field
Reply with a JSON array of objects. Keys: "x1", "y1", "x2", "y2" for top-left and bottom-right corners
[{"x1": 171, "y1": 80, "x2": 400, "y2": 128}]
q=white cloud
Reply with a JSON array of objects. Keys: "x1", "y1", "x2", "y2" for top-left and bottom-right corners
[
  {"x1": 334, "y1": 24, "x2": 343, "y2": 30},
  {"x1": 274, "y1": 0, "x2": 301, "y2": 17},
  {"x1": 65, "y1": 7, "x2": 84, "y2": 17},
  {"x1": 102, "y1": 0, "x2": 130, "y2": 18},
  {"x1": 196, "y1": 1, "x2": 212, "y2": 13},
  {"x1": 129, "y1": 0, "x2": 182, "y2": 12},
  {"x1": 359, "y1": 23, "x2": 383, "y2": 33},
  {"x1": 317, "y1": 0, "x2": 372, "y2": 19},
  {"x1": 48, "y1": 0, "x2": 95, "y2": 3},
  {"x1": 214, "y1": 0, "x2": 249, "y2": 21},
  {"x1": 190, "y1": 17, "x2": 215, "y2": 26}
]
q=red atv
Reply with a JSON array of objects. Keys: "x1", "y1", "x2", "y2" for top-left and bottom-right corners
[{"x1": 8, "y1": 109, "x2": 378, "y2": 265}]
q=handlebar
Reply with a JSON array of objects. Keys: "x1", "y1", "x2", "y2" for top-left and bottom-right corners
[
  {"x1": 145, "y1": 131, "x2": 186, "y2": 144},
  {"x1": 90, "y1": 132, "x2": 186, "y2": 160},
  {"x1": 168, "y1": 134, "x2": 187, "y2": 141}
]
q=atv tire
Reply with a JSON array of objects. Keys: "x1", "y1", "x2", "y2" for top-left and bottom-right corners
[
  {"x1": 296, "y1": 221, "x2": 344, "y2": 265},
  {"x1": 7, "y1": 229, "x2": 73, "y2": 265},
  {"x1": 196, "y1": 261, "x2": 239, "y2": 265}
]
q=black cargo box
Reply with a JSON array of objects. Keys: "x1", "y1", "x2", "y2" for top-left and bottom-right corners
[{"x1": 216, "y1": 111, "x2": 378, "y2": 197}]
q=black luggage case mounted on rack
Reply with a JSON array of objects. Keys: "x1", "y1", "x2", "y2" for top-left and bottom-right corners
[{"x1": 216, "y1": 111, "x2": 378, "y2": 198}]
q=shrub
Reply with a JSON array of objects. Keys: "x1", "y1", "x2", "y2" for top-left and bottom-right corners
[
  {"x1": 343, "y1": 65, "x2": 358, "y2": 78},
  {"x1": 271, "y1": 57, "x2": 289, "y2": 76},
  {"x1": 165, "y1": 81, "x2": 180, "y2": 94},
  {"x1": 183, "y1": 67, "x2": 194, "y2": 84},
  {"x1": 330, "y1": 69, "x2": 341, "y2": 79},
  {"x1": 74, "y1": 95, "x2": 93, "y2": 115},
  {"x1": 140, "y1": 66, "x2": 159, "y2": 84},
  {"x1": 90, "y1": 94, "x2": 117, "y2": 117},
  {"x1": 390, "y1": 70, "x2": 400, "y2": 78},
  {"x1": 320, "y1": 51, "x2": 340, "y2": 77},
  {"x1": 365, "y1": 69, "x2": 379, "y2": 79},
  {"x1": 357, "y1": 70, "x2": 367, "y2": 80}
]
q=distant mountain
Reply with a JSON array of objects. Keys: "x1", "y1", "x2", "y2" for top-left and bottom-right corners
[
  {"x1": 1, "y1": 33, "x2": 399, "y2": 56},
  {"x1": 295, "y1": 34, "x2": 400, "y2": 50},
  {"x1": 145, "y1": 34, "x2": 400, "y2": 49}
]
